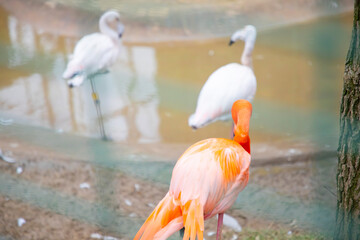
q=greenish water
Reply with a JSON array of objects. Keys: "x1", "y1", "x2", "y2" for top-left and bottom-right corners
[{"x1": 0, "y1": 2, "x2": 352, "y2": 148}]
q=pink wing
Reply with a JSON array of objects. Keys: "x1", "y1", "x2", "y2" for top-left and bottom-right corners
[{"x1": 169, "y1": 138, "x2": 251, "y2": 218}]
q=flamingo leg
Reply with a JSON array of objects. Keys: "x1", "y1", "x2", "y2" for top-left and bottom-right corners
[
  {"x1": 216, "y1": 213, "x2": 224, "y2": 240},
  {"x1": 179, "y1": 227, "x2": 185, "y2": 238},
  {"x1": 231, "y1": 122, "x2": 235, "y2": 138},
  {"x1": 89, "y1": 77, "x2": 108, "y2": 140}
]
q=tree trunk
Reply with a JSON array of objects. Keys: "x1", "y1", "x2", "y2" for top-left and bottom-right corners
[{"x1": 335, "y1": 0, "x2": 360, "y2": 239}]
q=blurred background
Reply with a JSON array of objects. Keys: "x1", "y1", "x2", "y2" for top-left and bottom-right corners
[{"x1": 0, "y1": 0, "x2": 353, "y2": 239}]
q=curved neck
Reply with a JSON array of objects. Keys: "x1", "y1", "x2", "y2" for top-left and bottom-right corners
[
  {"x1": 232, "y1": 102, "x2": 252, "y2": 154},
  {"x1": 99, "y1": 16, "x2": 118, "y2": 41},
  {"x1": 234, "y1": 133, "x2": 251, "y2": 154},
  {"x1": 240, "y1": 136, "x2": 250, "y2": 154},
  {"x1": 241, "y1": 39, "x2": 255, "y2": 69}
]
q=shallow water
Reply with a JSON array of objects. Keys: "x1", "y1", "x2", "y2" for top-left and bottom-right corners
[{"x1": 0, "y1": 1, "x2": 351, "y2": 149}]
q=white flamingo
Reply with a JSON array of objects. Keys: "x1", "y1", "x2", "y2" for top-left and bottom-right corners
[
  {"x1": 189, "y1": 25, "x2": 257, "y2": 129},
  {"x1": 62, "y1": 10, "x2": 124, "y2": 140}
]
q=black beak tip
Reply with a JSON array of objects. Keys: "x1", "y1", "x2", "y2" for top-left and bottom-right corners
[
  {"x1": 68, "y1": 83, "x2": 74, "y2": 88},
  {"x1": 229, "y1": 40, "x2": 234, "y2": 46},
  {"x1": 191, "y1": 125, "x2": 198, "y2": 130}
]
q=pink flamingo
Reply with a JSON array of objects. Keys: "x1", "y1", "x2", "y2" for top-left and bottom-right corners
[{"x1": 134, "y1": 99, "x2": 252, "y2": 240}]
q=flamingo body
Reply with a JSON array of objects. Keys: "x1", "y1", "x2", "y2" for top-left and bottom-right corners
[
  {"x1": 189, "y1": 25, "x2": 257, "y2": 129},
  {"x1": 189, "y1": 63, "x2": 256, "y2": 128},
  {"x1": 135, "y1": 100, "x2": 252, "y2": 240},
  {"x1": 171, "y1": 138, "x2": 251, "y2": 217},
  {"x1": 63, "y1": 10, "x2": 124, "y2": 87},
  {"x1": 63, "y1": 33, "x2": 120, "y2": 86}
]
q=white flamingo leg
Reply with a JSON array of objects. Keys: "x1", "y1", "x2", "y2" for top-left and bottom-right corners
[
  {"x1": 216, "y1": 213, "x2": 224, "y2": 240},
  {"x1": 90, "y1": 77, "x2": 108, "y2": 140}
]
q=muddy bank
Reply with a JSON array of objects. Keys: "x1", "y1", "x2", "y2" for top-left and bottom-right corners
[{"x1": 0, "y1": 130, "x2": 333, "y2": 239}]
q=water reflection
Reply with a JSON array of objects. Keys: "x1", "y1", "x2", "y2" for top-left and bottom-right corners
[
  {"x1": 0, "y1": 6, "x2": 353, "y2": 148},
  {"x1": 8, "y1": 15, "x2": 35, "y2": 67},
  {"x1": 2, "y1": 13, "x2": 162, "y2": 143},
  {"x1": 0, "y1": 74, "x2": 46, "y2": 123},
  {"x1": 131, "y1": 47, "x2": 160, "y2": 143}
]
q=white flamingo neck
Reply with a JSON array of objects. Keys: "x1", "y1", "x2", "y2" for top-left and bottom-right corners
[
  {"x1": 99, "y1": 17, "x2": 118, "y2": 41},
  {"x1": 241, "y1": 40, "x2": 255, "y2": 69}
]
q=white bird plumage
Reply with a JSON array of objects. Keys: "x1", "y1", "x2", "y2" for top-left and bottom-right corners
[
  {"x1": 189, "y1": 25, "x2": 257, "y2": 129},
  {"x1": 62, "y1": 10, "x2": 124, "y2": 140},
  {"x1": 63, "y1": 10, "x2": 124, "y2": 87}
]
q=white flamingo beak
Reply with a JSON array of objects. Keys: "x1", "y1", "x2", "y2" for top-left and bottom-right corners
[
  {"x1": 230, "y1": 28, "x2": 247, "y2": 43},
  {"x1": 117, "y1": 23, "x2": 124, "y2": 38},
  {"x1": 67, "y1": 75, "x2": 85, "y2": 88}
]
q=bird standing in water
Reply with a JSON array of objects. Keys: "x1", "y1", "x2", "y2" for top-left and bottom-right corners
[
  {"x1": 63, "y1": 10, "x2": 124, "y2": 140},
  {"x1": 134, "y1": 99, "x2": 252, "y2": 240},
  {"x1": 189, "y1": 25, "x2": 257, "y2": 129}
]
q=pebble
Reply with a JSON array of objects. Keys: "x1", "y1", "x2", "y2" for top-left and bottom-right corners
[
  {"x1": 10, "y1": 143, "x2": 19, "y2": 148},
  {"x1": 288, "y1": 148, "x2": 301, "y2": 155},
  {"x1": 90, "y1": 233, "x2": 103, "y2": 239},
  {"x1": 129, "y1": 212, "x2": 137, "y2": 218},
  {"x1": 0, "y1": 149, "x2": 15, "y2": 163},
  {"x1": 124, "y1": 199, "x2": 132, "y2": 206},
  {"x1": 223, "y1": 214, "x2": 242, "y2": 232},
  {"x1": 16, "y1": 167, "x2": 23, "y2": 174},
  {"x1": 147, "y1": 203, "x2": 155, "y2": 208},
  {"x1": 17, "y1": 218, "x2": 26, "y2": 227},
  {"x1": 104, "y1": 236, "x2": 118, "y2": 240},
  {"x1": 79, "y1": 182, "x2": 90, "y2": 189}
]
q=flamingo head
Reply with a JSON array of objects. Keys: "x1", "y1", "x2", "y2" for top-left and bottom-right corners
[
  {"x1": 100, "y1": 10, "x2": 124, "y2": 38},
  {"x1": 117, "y1": 23, "x2": 125, "y2": 38},
  {"x1": 229, "y1": 25, "x2": 256, "y2": 46},
  {"x1": 231, "y1": 100, "x2": 252, "y2": 152}
]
